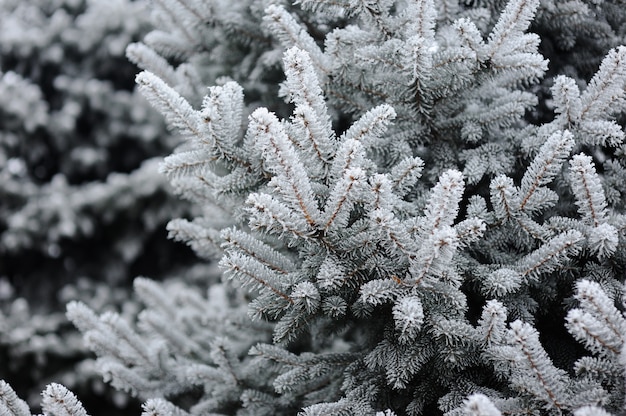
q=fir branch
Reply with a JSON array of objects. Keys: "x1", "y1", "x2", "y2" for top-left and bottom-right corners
[
  {"x1": 508, "y1": 321, "x2": 571, "y2": 412},
  {"x1": 487, "y1": 0, "x2": 540, "y2": 61},
  {"x1": 519, "y1": 130, "x2": 574, "y2": 212},
  {"x1": 142, "y1": 399, "x2": 191, "y2": 416},
  {"x1": 567, "y1": 280, "x2": 626, "y2": 356},
  {"x1": 574, "y1": 406, "x2": 614, "y2": 416},
  {"x1": 392, "y1": 295, "x2": 425, "y2": 344},
  {"x1": 329, "y1": 138, "x2": 366, "y2": 184},
  {"x1": 359, "y1": 278, "x2": 403, "y2": 306},
  {"x1": 410, "y1": 225, "x2": 459, "y2": 285},
  {"x1": 281, "y1": 47, "x2": 335, "y2": 174},
  {"x1": 454, "y1": 18, "x2": 487, "y2": 61},
  {"x1": 407, "y1": 0, "x2": 437, "y2": 42},
  {"x1": 390, "y1": 156, "x2": 424, "y2": 197},
  {"x1": 462, "y1": 393, "x2": 502, "y2": 416},
  {"x1": 322, "y1": 167, "x2": 364, "y2": 231},
  {"x1": 221, "y1": 228, "x2": 297, "y2": 275},
  {"x1": 250, "y1": 108, "x2": 322, "y2": 228},
  {"x1": 423, "y1": 169, "x2": 465, "y2": 233},
  {"x1": 41, "y1": 383, "x2": 89, "y2": 416},
  {"x1": 579, "y1": 46, "x2": 626, "y2": 121},
  {"x1": 246, "y1": 192, "x2": 315, "y2": 240},
  {"x1": 551, "y1": 75, "x2": 582, "y2": 125},
  {"x1": 200, "y1": 81, "x2": 249, "y2": 166},
  {"x1": 263, "y1": 5, "x2": 330, "y2": 76},
  {"x1": 517, "y1": 230, "x2": 583, "y2": 280},
  {"x1": 478, "y1": 300, "x2": 508, "y2": 346},
  {"x1": 0, "y1": 380, "x2": 30, "y2": 416},
  {"x1": 127, "y1": 42, "x2": 178, "y2": 87},
  {"x1": 166, "y1": 218, "x2": 223, "y2": 260},
  {"x1": 136, "y1": 71, "x2": 204, "y2": 140},
  {"x1": 569, "y1": 154, "x2": 608, "y2": 227},
  {"x1": 371, "y1": 208, "x2": 419, "y2": 263},
  {"x1": 339, "y1": 104, "x2": 397, "y2": 151},
  {"x1": 221, "y1": 251, "x2": 294, "y2": 304}
]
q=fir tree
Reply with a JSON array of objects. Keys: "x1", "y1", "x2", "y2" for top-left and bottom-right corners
[{"x1": 3, "y1": 0, "x2": 626, "y2": 415}]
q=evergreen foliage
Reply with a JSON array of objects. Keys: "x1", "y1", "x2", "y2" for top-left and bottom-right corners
[{"x1": 3, "y1": 0, "x2": 626, "y2": 415}]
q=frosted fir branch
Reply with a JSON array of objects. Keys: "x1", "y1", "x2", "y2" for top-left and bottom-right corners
[
  {"x1": 487, "y1": 0, "x2": 540, "y2": 61},
  {"x1": 409, "y1": 225, "x2": 459, "y2": 285},
  {"x1": 290, "y1": 105, "x2": 334, "y2": 179},
  {"x1": 41, "y1": 383, "x2": 89, "y2": 416},
  {"x1": 356, "y1": 39, "x2": 408, "y2": 75},
  {"x1": 576, "y1": 120, "x2": 625, "y2": 148},
  {"x1": 453, "y1": 18, "x2": 487, "y2": 61},
  {"x1": 519, "y1": 187, "x2": 559, "y2": 216},
  {"x1": 339, "y1": 104, "x2": 397, "y2": 151},
  {"x1": 221, "y1": 228, "x2": 297, "y2": 275},
  {"x1": 490, "y1": 175, "x2": 518, "y2": 221},
  {"x1": 569, "y1": 154, "x2": 608, "y2": 227},
  {"x1": 281, "y1": 48, "x2": 334, "y2": 150},
  {"x1": 280, "y1": 47, "x2": 336, "y2": 177},
  {"x1": 423, "y1": 169, "x2": 465, "y2": 233},
  {"x1": 143, "y1": 28, "x2": 190, "y2": 60},
  {"x1": 263, "y1": 5, "x2": 330, "y2": 76},
  {"x1": 406, "y1": 36, "x2": 434, "y2": 113},
  {"x1": 370, "y1": 208, "x2": 419, "y2": 263},
  {"x1": 329, "y1": 138, "x2": 366, "y2": 184},
  {"x1": 430, "y1": 317, "x2": 480, "y2": 358},
  {"x1": 551, "y1": 75, "x2": 582, "y2": 125},
  {"x1": 517, "y1": 230, "x2": 583, "y2": 281},
  {"x1": 298, "y1": 400, "x2": 353, "y2": 416},
  {"x1": 365, "y1": 337, "x2": 435, "y2": 390},
  {"x1": 322, "y1": 167, "x2": 365, "y2": 231},
  {"x1": 220, "y1": 251, "x2": 294, "y2": 304},
  {"x1": 369, "y1": 174, "x2": 399, "y2": 213},
  {"x1": 246, "y1": 192, "x2": 315, "y2": 240},
  {"x1": 481, "y1": 268, "x2": 522, "y2": 298},
  {"x1": 166, "y1": 218, "x2": 223, "y2": 260},
  {"x1": 519, "y1": 130, "x2": 575, "y2": 211},
  {"x1": 142, "y1": 398, "x2": 192, "y2": 416},
  {"x1": 461, "y1": 393, "x2": 502, "y2": 416},
  {"x1": 566, "y1": 309, "x2": 622, "y2": 357},
  {"x1": 160, "y1": 148, "x2": 215, "y2": 182},
  {"x1": 133, "y1": 277, "x2": 179, "y2": 319},
  {"x1": 488, "y1": 52, "x2": 547, "y2": 86},
  {"x1": 404, "y1": 0, "x2": 437, "y2": 42},
  {"x1": 393, "y1": 295, "x2": 425, "y2": 344},
  {"x1": 322, "y1": 295, "x2": 348, "y2": 318},
  {"x1": 507, "y1": 321, "x2": 571, "y2": 412},
  {"x1": 359, "y1": 278, "x2": 403, "y2": 306},
  {"x1": 139, "y1": 309, "x2": 204, "y2": 357},
  {"x1": 574, "y1": 356, "x2": 621, "y2": 384},
  {"x1": 199, "y1": 81, "x2": 249, "y2": 166},
  {"x1": 566, "y1": 280, "x2": 626, "y2": 356},
  {"x1": 579, "y1": 46, "x2": 626, "y2": 121},
  {"x1": 153, "y1": 0, "x2": 209, "y2": 30},
  {"x1": 390, "y1": 156, "x2": 424, "y2": 197},
  {"x1": 249, "y1": 108, "x2": 322, "y2": 227},
  {"x1": 454, "y1": 217, "x2": 486, "y2": 247},
  {"x1": 430, "y1": 47, "x2": 479, "y2": 95},
  {"x1": 587, "y1": 223, "x2": 619, "y2": 259},
  {"x1": 0, "y1": 380, "x2": 30, "y2": 416},
  {"x1": 459, "y1": 91, "x2": 537, "y2": 130},
  {"x1": 573, "y1": 406, "x2": 614, "y2": 416},
  {"x1": 97, "y1": 311, "x2": 156, "y2": 367},
  {"x1": 136, "y1": 71, "x2": 204, "y2": 141},
  {"x1": 316, "y1": 255, "x2": 350, "y2": 292},
  {"x1": 478, "y1": 300, "x2": 508, "y2": 345},
  {"x1": 95, "y1": 358, "x2": 168, "y2": 396},
  {"x1": 127, "y1": 42, "x2": 178, "y2": 87}
]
